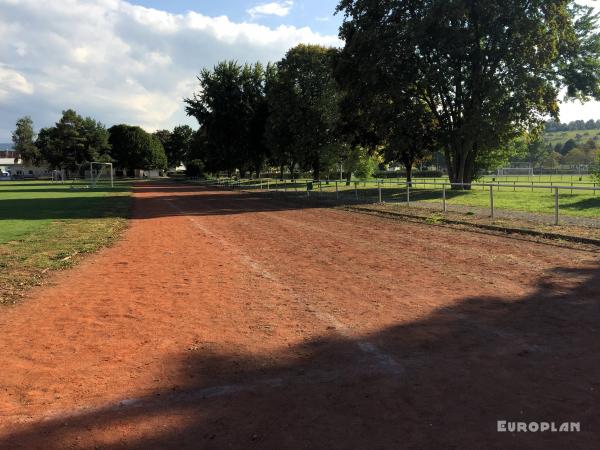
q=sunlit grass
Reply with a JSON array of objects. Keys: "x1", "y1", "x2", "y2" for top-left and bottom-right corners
[{"x1": 0, "y1": 180, "x2": 132, "y2": 304}]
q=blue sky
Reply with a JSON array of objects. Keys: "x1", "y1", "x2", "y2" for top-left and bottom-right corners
[{"x1": 132, "y1": 1, "x2": 342, "y2": 35}]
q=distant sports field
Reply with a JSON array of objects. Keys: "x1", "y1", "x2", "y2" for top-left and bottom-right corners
[{"x1": 0, "y1": 180, "x2": 131, "y2": 304}]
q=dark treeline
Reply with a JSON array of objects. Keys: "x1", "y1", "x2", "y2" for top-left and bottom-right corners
[
  {"x1": 11, "y1": 110, "x2": 197, "y2": 176},
  {"x1": 545, "y1": 120, "x2": 600, "y2": 133},
  {"x1": 184, "y1": 0, "x2": 600, "y2": 187}
]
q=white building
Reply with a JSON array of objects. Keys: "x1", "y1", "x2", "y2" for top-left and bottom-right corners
[{"x1": 0, "y1": 151, "x2": 52, "y2": 180}]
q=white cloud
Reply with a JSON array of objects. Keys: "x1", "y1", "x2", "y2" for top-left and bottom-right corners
[
  {"x1": 559, "y1": 99, "x2": 600, "y2": 123},
  {"x1": 247, "y1": 1, "x2": 294, "y2": 19},
  {"x1": 0, "y1": 0, "x2": 340, "y2": 140},
  {"x1": 0, "y1": 66, "x2": 34, "y2": 99}
]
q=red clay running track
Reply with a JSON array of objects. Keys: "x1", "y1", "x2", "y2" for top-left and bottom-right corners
[{"x1": 0, "y1": 182, "x2": 599, "y2": 449}]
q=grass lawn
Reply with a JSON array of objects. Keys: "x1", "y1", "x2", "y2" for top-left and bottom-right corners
[
  {"x1": 225, "y1": 178, "x2": 600, "y2": 219},
  {"x1": 0, "y1": 180, "x2": 132, "y2": 305},
  {"x1": 359, "y1": 182, "x2": 600, "y2": 218},
  {"x1": 413, "y1": 187, "x2": 600, "y2": 218}
]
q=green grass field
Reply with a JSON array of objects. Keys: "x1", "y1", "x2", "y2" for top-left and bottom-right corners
[{"x1": 0, "y1": 180, "x2": 132, "y2": 304}]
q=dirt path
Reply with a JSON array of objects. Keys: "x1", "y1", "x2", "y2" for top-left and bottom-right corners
[{"x1": 0, "y1": 182, "x2": 598, "y2": 449}]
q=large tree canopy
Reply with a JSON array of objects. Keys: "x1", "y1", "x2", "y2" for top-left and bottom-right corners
[
  {"x1": 108, "y1": 124, "x2": 167, "y2": 171},
  {"x1": 337, "y1": 0, "x2": 600, "y2": 186},
  {"x1": 35, "y1": 109, "x2": 109, "y2": 171},
  {"x1": 12, "y1": 116, "x2": 41, "y2": 166},
  {"x1": 185, "y1": 61, "x2": 271, "y2": 177},
  {"x1": 266, "y1": 44, "x2": 341, "y2": 180}
]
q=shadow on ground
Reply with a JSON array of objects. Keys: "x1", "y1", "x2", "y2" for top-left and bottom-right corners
[
  {"x1": 0, "y1": 184, "x2": 326, "y2": 221},
  {"x1": 2, "y1": 262, "x2": 599, "y2": 449}
]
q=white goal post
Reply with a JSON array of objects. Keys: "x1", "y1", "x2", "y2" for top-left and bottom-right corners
[
  {"x1": 89, "y1": 162, "x2": 114, "y2": 188},
  {"x1": 51, "y1": 169, "x2": 65, "y2": 183},
  {"x1": 497, "y1": 166, "x2": 534, "y2": 176}
]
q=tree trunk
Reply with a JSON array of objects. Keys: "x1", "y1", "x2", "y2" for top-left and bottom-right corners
[
  {"x1": 280, "y1": 162, "x2": 284, "y2": 181},
  {"x1": 405, "y1": 163, "x2": 413, "y2": 187},
  {"x1": 312, "y1": 157, "x2": 320, "y2": 181},
  {"x1": 402, "y1": 152, "x2": 415, "y2": 188},
  {"x1": 345, "y1": 170, "x2": 351, "y2": 186},
  {"x1": 446, "y1": 142, "x2": 475, "y2": 190}
]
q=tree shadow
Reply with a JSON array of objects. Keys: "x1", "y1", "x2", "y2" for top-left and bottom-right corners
[
  {"x1": 2, "y1": 263, "x2": 599, "y2": 449},
  {"x1": 560, "y1": 195, "x2": 600, "y2": 213},
  {"x1": 0, "y1": 196, "x2": 131, "y2": 221},
  {"x1": 0, "y1": 187, "x2": 131, "y2": 194},
  {"x1": 0, "y1": 188, "x2": 328, "y2": 221}
]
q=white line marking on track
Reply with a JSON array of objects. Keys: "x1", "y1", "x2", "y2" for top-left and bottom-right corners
[{"x1": 165, "y1": 197, "x2": 404, "y2": 377}]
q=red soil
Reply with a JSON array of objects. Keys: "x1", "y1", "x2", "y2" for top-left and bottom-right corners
[{"x1": 0, "y1": 182, "x2": 598, "y2": 449}]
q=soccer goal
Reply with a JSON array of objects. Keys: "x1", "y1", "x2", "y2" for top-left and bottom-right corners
[
  {"x1": 497, "y1": 166, "x2": 534, "y2": 176},
  {"x1": 51, "y1": 169, "x2": 65, "y2": 183},
  {"x1": 89, "y1": 162, "x2": 114, "y2": 188}
]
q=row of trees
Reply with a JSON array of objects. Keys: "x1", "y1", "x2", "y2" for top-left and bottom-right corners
[
  {"x1": 11, "y1": 111, "x2": 199, "y2": 174},
  {"x1": 185, "y1": 0, "x2": 600, "y2": 187},
  {"x1": 183, "y1": 46, "x2": 418, "y2": 183},
  {"x1": 510, "y1": 138, "x2": 599, "y2": 168},
  {"x1": 545, "y1": 120, "x2": 600, "y2": 133},
  {"x1": 12, "y1": 111, "x2": 111, "y2": 171}
]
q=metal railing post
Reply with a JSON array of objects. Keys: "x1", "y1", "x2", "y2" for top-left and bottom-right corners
[
  {"x1": 490, "y1": 185, "x2": 494, "y2": 219},
  {"x1": 554, "y1": 187, "x2": 559, "y2": 226},
  {"x1": 442, "y1": 184, "x2": 447, "y2": 212},
  {"x1": 378, "y1": 180, "x2": 382, "y2": 203},
  {"x1": 335, "y1": 180, "x2": 339, "y2": 201}
]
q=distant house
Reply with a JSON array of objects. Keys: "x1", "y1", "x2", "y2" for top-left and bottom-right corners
[
  {"x1": 0, "y1": 150, "x2": 52, "y2": 180},
  {"x1": 113, "y1": 168, "x2": 162, "y2": 178},
  {"x1": 0, "y1": 149, "x2": 163, "y2": 180}
]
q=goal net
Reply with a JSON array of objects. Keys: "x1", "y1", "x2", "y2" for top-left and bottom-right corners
[
  {"x1": 51, "y1": 169, "x2": 65, "y2": 183},
  {"x1": 90, "y1": 162, "x2": 114, "y2": 188},
  {"x1": 497, "y1": 167, "x2": 534, "y2": 176}
]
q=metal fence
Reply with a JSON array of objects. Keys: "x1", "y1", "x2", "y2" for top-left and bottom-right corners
[{"x1": 199, "y1": 178, "x2": 600, "y2": 226}]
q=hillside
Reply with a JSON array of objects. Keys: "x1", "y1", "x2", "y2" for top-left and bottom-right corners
[{"x1": 543, "y1": 128, "x2": 600, "y2": 147}]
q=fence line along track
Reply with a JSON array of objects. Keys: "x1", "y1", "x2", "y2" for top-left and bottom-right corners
[{"x1": 193, "y1": 178, "x2": 600, "y2": 227}]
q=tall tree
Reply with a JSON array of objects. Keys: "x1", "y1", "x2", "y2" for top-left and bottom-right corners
[
  {"x1": 185, "y1": 61, "x2": 270, "y2": 177},
  {"x1": 266, "y1": 45, "x2": 341, "y2": 180},
  {"x1": 36, "y1": 110, "x2": 110, "y2": 172},
  {"x1": 383, "y1": 98, "x2": 438, "y2": 185},
  {"x1": 337, "y1": 0, "x2": 600, "y2": 188},
  {"x1": 54, "y1": 109, "x2": 86, "y2": 172},
  {"x1": 108, "y1": 124, "x2": 167, "y2": 172},
  {"x1": 12, "y1": 116, "x2": 41, "y2": 166},
  {"x1": 153, "y1": 130, "x2": 173, "y2": 157},
  {"x1": 168, "y1": 125, "x2": 194, "y2": 169},
  {"x1": 81, "y1": 117, "x2": 112, "y2": 162},
  {"x1": 265, "y1": 65, "x2": 302, "y2": 180}
]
